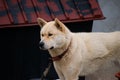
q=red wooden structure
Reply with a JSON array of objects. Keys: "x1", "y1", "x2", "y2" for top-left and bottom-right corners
[
  {"x1": 115, "y1": 72, "x2": 120, "y2": 80},
  {"x1": 0, "y1": 0, "x2": 104, "y2": 28}
]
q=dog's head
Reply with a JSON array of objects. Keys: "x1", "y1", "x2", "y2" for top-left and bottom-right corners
[{"x1": 37, "y1": 18, "x2": 71, "y2": 50}]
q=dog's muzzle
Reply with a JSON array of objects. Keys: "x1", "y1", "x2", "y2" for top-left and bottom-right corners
[
  {"x1": 39, "y1": 41, "x2": 44, "y2": 49},
  {"x1": 39, "y1": 41, "x2": 54, "y2": 50}
]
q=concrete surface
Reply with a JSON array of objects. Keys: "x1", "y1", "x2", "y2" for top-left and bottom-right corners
[{"x1": 93, "y1": 0, "x2": 120, "y2": 32}]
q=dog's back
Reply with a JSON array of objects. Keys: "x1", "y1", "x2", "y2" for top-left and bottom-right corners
[
  {"x1": 78, "y1": 31, "x2": 120, "y2": 52},
  {"x1": 74, "y1": 31, "x2": 120, "y2": 80}
]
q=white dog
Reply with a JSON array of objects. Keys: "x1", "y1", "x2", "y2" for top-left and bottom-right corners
[{"x1": 37, "y1": 18, "x2": 120, "y2": 80}]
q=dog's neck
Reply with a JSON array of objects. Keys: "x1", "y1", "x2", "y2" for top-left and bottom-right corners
[{"x1": 49, "y1": 38, "x2": 72, "y2": 61}]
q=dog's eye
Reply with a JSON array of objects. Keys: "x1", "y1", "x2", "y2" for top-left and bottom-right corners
[
  {"x1": 48, "y1": 33, "x2": 53, "y2": 36},
  {"x1": 41, "y1": 34, "x2": 44, "y2": 37}
]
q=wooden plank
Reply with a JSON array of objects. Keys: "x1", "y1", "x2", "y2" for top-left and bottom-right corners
[
  {"x1": 6, "y1": 0, "x2": 25, "y2": 24},
  {"x1": 88, "y1": 0, "x2": 103, "y2": 18},
  {"x1": 59, "y1": 0, "x2": 80, "y2": 20},
  {"x1": 34, "y1": 0, "x2": 52, "y2": 21},
  {"x1": 74, "y1": 0, "x2": 93, "y2": 19},
  {"x1": 0, "y1": 0, "x2": 11, "y2": 26},
  {"x1": 19, "y1": 0, "x2": 37, "y2": 23},
  {"x1": 47, "y1": 0, "x2": 67, "y2": 21}
]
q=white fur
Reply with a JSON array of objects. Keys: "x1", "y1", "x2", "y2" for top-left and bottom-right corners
[{"x1": 38, "y1": 18, "x2": 120, "y2": 80}]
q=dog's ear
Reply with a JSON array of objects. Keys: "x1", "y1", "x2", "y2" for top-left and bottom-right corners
[
  {"x1": 37, "y1": 18, "x2": 47, "y2": 28},
  {"x1": 55, "y1": 18, "x2": 65, "y2": 32}
]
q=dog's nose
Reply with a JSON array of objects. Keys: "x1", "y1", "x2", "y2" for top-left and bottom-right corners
[{"x1": 39, "y1": 42, "x2": 44, "y2": 48}]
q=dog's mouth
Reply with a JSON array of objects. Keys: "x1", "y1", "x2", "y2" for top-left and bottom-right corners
[
  {"x1": 50, "y1": 46, "x2": 54, "y2": 49},
  {"x1": 39, "y1": 46, "x2": 54, "y2": 50},
  {"x1": 39, "y1": 47, "x2": 46, "y2": 50}
]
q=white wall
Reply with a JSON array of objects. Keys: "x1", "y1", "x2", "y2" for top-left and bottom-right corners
[{"x1": 92, "y1": 0, "x2": 120, "y2": 32}]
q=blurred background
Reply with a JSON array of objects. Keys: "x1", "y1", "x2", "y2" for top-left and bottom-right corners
[{"x1": 93, "y1": 0, "x2": 120, "y2": 32}]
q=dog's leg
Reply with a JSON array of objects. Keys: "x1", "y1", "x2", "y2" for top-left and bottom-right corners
[
  {"x1": 64, "y1": 72, "x2": 79, "y2": 80},
  {"x1": 54, "y1": 65, "x2": 65, "y2": 80},
  {"x1": 56, "y1": 71, "x2": 65, "y2": 80},
  {"x1": 65, "y1": 76, "x2": 78, "y2": 80}
]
